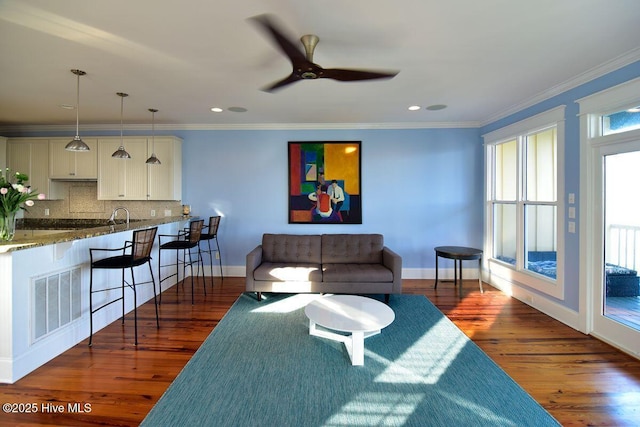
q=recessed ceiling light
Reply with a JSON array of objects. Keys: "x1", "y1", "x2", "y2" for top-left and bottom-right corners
[
  {"x1": 426, "y1": 104, "x2": 447, "y2": 111},
  {"x1": 228, "y1": 106, "x2": 247, "y2": 113},
  {"x1": 211, "y1": 107, "x2": 223, "y2": 112},
  {"x1": 408, "y1": 105, "x2": 421, "y2": 111}
]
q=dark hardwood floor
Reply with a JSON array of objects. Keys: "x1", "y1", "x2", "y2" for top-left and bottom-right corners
[{"x1": 1, "y1": 277, "x2": 639, "y2": 426}]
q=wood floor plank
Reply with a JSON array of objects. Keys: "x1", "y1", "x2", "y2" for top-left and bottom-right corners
[{"x1": 0, "y1": 277, "x2": 639, "y2": 426}]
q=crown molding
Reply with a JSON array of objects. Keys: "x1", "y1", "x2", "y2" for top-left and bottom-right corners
[
  {"x1": 481, "y1": 47, "x2": 640, "y2": 126},
  {"x1": 0, "y1": 121, "x2": 481, "y2": 134}
]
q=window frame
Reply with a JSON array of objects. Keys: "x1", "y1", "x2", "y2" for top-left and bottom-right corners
[{"x1": 483, "y1": 106, "x2": 566, "y2": 299}]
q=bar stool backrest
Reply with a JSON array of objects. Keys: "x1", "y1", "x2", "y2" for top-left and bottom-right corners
[
  {"x1": 132, "y1": 227, "x2": 158, "y2": 261},
  {"x1": 208, "y1": 216, "x2": 221, "y2": 236},
  {"x1": 188, "y1": 220, "x2": 204, "y2": 244}
]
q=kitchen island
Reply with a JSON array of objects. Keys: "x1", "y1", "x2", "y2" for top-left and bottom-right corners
[{"x1": 0, "y1": 216, "x2": 190, "y2": 383}]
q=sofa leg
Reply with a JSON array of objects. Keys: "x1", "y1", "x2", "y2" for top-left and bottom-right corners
[
  {"x1": 256, "y1": 292, "x2": 262, "y2": 301},
  {"x1": 385, "y1": 294, "x2": 390, "y2": 303}
]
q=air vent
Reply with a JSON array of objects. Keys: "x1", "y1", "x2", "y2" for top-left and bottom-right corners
[{"x1": 33, "y1": 267, "x2": 82, "y2": 342}]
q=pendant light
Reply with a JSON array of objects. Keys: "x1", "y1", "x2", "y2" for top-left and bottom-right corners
[
  {"x1": 65, "y1": 69, "x2": 91, "y2": 151},
  {"x1": 145, "y1": 108, "x2": 161, "y2": 164},
  {"x1": 112, "y1": 92, "x2": 131, "y2": 159}
]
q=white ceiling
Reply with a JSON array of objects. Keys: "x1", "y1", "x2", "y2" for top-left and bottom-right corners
[{"x1": 2, "y1": 0, "x2": 640, "y2": 130}]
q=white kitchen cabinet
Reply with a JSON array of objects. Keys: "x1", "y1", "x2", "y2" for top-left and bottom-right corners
[
  {"x1": 6, "y1": 139, "x2": 50, "y2": 199},
  {"x1": 49, "y1": 138, "x2": 98, "y2": 179},
  {"x1": 147, "y1": 136, "x2": 182, "y2": 200},
  {"x1": 97, "y1": 138, "x2": 149, "y2": 200},
  {"x1": 97, "y1": 136, "x2": 182, "y2": 201}
]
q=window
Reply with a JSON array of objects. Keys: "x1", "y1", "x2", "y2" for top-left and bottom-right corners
[
  {"x1": 602, "y1": 106, "x2": 640, "y2": 135},
  {"x1": 484, "y1": 107, "x2": 565, "y2": 298}
]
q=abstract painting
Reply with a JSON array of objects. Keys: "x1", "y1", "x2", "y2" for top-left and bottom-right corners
[{"x1": 288, "y1": 141, "x2": 362, "y2": 224}]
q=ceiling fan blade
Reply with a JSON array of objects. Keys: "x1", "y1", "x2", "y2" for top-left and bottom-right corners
[
  {"x1": 262, "y1": 73, "x2": 302, "y2": 92},
  {"x1": 321, "y1": 68, "x2": 399, "y2": 82},
  {"x1": 250, "y1": 14, "x2": 307, "y2": 64}
]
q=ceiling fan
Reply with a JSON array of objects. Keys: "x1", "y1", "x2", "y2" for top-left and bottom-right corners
[{"x1": 250, "y1": 14, "x2": 399, "y2": 92}]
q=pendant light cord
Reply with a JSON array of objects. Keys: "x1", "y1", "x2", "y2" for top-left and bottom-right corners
[{"x1": 75, "y1": 72, "x2": 80, "y2": 135}]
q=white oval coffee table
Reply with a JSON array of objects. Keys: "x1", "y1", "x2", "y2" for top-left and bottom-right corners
[{"x1": 304, "y1": 295, "x2": 395, "y2": 366}]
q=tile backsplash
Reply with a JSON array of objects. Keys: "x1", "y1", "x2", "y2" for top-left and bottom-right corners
[{"x1": 25, "y1": 181, "x2": 182, "y2": 221}]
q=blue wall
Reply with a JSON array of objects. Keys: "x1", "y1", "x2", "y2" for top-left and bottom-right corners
[{"x1": 173, "y1": 128, "x2": 484, "y2": 271}]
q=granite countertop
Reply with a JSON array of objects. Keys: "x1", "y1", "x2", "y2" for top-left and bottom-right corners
[{"x1": 0, "y1": 216, "x2": 190, "y2": 253}]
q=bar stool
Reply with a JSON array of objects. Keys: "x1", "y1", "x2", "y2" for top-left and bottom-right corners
[
  {"x1": 89, "y1": 227, "x2": 159, "y2": 346},
  {"x1": 158, "y1": 219, "x2": 205, "y2": 304},
  {"x1": 199, "y1": 215, "x2": 223, "y2": 287}
]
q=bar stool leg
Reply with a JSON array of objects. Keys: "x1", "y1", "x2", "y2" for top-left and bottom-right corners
[
  {"x1": 158, "y1": 248, "x2": 162, "y2": 304},
  {"x1": 215, "y1": 237, "x2": 223, "y2": 283},
  {"x1": 205, "y1": 239, "x2": 214, "y2": 287},
  {"x1": 198, "y1": 246, "x2": 207, "y2": 294},
  {"x1": 188, "y1": 248, "x2": 195, "y2": 304},
  {"x1": 149, "y1": 261, "x2": 159, "y2": 328},
  {"x1": 89, "y1": 268, "x2": 94, "y2": 346},
  {"x1": 130, "y1": 266, "x2": 138, "y2": 346},
  {"x1": 121, "y1": 268, "x2": 126, "y2": 324}
]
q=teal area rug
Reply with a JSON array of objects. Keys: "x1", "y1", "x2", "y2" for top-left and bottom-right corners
[{"x1": 142, "y1": 293, "x2": 560, "y2": 426}]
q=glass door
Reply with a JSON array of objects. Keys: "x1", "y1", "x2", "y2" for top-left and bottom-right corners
[
  {"x1": 603, "y1": 151, "x2": 640, "y2": 331},
  {"x1": 592, "y1": 143, "x2": 640, "y2": 356}
]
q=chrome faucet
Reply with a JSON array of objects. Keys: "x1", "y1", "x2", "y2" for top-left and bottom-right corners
[{"x1": 109, "y1": 207, "x2": 130, "y2": 225}]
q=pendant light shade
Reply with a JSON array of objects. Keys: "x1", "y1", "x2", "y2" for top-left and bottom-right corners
[
  {"x1": 146, "y1": 108, "x2": 161, "y2": 165},
  {"x1": 65, "y1": 69, "x2": 91, "y2": 152},
  {"x1": 112, "y1": 92, "x2": 131, "y2": 159}
]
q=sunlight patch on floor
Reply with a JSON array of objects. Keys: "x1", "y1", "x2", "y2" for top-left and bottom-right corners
[
  {"x1": 322, "y1": 392, "x2": 424, "y2": 426},
  {"x1": 251, "y1": 293, "x2": 321, "y2": 313},
  {"x1": 374, "y1": 317, "x2": 468, "y2": 385}
]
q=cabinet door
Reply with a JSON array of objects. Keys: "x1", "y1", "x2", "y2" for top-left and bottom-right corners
[
  {"x1": 73, "y1": 139, "x2": 98, "y2": 178},
  {"x1": 7, "y1": 139, "x2": 49, "y2": 199},
  {"x1": 147, "y1": 137, "x2": 182, "y2": 200},
  {"x1": 97, "y1": 138, "x2": 148, "y2": 200},
  {"x1": 49, "y1": 140, "x2": 74, "y2": 178},
  {"x1": 49, "y1": 139, "x2": 98, "y2": 179}
]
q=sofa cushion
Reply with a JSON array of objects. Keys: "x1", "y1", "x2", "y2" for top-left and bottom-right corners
[
  {"x1": 322, "y1": 263, "x2": 393, "y2": 282},
  {"x1": 262, "y1": 234, "x2": 322, "y2": 264},
  {"x1": 321, "y1": 234, "x2": 384, "y2": 264},
  {"x1": 254, "y1": 262, "x2": 323, "y2": 282}
]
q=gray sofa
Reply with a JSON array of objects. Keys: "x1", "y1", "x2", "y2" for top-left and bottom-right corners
[{"x1": 246, "y1": 233, "x2": 402, "y2": 301}]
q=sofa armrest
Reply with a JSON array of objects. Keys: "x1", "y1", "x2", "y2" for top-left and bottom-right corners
[
  {"x1": 245, "y1": 245, "x2": 264, "y2": 291},
  {"x1": 382, "y1": 246, "x2": 402, "y2": 293}
]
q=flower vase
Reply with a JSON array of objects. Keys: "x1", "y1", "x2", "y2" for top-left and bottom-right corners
[{"x1": 0, "y1": 211, "x2": 18, "y2": 241}]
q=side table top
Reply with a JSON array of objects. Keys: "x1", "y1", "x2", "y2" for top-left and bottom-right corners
[{"x1": 434, "y1": 246, "x2": 483, "y2": 258}]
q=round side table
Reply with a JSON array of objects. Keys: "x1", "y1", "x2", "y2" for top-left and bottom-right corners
[{"x1": 434, "y1": 246, "x2": 483, "y2": 293}]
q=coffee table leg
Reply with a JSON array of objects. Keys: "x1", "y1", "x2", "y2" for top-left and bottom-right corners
[{"x1": 348, "y1": 331, "x2": 365, "y2": 366}]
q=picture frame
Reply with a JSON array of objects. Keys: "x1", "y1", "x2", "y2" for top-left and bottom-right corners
[{"x1": 288, "y1": 141, "x2": 362, "y2": 224}]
